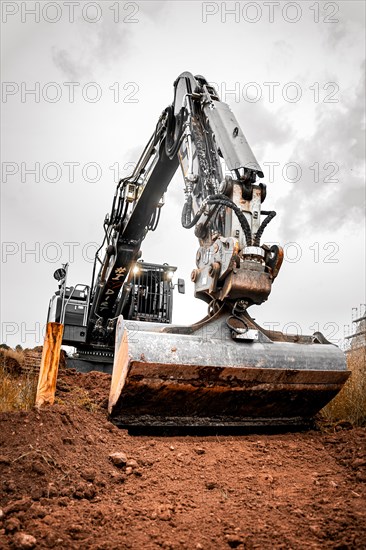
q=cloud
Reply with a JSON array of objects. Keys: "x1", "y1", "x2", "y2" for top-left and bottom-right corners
[
  {"x1": 52, "y1": 18, "x2": 132, "y2": 80},
  {"x1": 237, "y1": 101, "x2": 294, "y2": 149},
  {"x1": 51, "y1": 0, "x2": 171, "y2": 81},
  {"x1": 278, "y1": 62, "x2": 365, "y2": 239},
  {"x1": 139, "y1": 1, "x2": 169, "y2": 20},
  {"x1": 323, "y1": 1, "x2": 365, "y2": 49},
  {"x1": 52, "y1": 48, "x2": 91, "y2": 81}
]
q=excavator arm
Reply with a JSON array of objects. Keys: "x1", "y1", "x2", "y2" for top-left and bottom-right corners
[{"x1": 88, "y1": 72, "x2": 282, "y2": 347}]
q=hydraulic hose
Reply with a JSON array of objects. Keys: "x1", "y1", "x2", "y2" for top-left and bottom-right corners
[
  {"x1": 181, "y1": 194, "x2": 252, "y2": 246},
  {"x1": 253, "y1": 210, "x2": 276, "y2": 246}
]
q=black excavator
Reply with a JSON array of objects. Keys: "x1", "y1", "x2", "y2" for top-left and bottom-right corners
[{"x1": 47, "y1": 72, "x2": 349, "y2": 427}]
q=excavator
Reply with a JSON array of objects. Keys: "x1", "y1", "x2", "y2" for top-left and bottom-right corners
[{"x1": 47, "y1": 72, "x2": 349, "y2": 427}]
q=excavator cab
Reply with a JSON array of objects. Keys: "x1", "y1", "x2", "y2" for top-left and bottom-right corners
[
  {"x1": 47, "y1": 277, "x2": 90, "y2": 346},
  {"x1": 126, "y1": 262, "x2": 182, "y2": 324}
]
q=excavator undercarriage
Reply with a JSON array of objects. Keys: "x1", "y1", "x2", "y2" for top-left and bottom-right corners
[{"x1": 47, "y1": 72, "x2": 349, "y2": 428}]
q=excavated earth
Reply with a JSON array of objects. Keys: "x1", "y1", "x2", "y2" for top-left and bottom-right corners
[{"x1": 0, "y1": 369, "x2": 365, "y2": 549}]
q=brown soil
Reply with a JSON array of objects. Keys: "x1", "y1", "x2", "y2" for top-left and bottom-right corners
[{"x1": 0, "y1": 369, "x2": 365, "y2": 549}]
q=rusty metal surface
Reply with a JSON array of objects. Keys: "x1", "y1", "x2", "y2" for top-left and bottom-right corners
[
  {"x1": 108, "y1": 314, "x2": 349, "y2": 427},
  {"x1": 112, "y1": 371, "x2": 347, "y2": 421},
  {"x1": 218, "y1": 267, "x2": 272, "y2": 303}
]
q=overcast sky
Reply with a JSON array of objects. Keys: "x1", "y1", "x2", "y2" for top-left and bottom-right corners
[{"x1": 1, "y1": 0, "x2": 365, "y2": 349}]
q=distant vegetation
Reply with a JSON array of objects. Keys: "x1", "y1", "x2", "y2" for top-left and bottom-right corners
[
  {"x1": 321, "y1": 346, "x2": 366, "y2": 426},
  {"x1": 0, "y1": 348, "x2": 38, "y2": 412}
]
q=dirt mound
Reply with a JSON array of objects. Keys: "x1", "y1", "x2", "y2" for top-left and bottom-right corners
[
  {"x1": 56, "y1": 369, "x2": 110, "y2": 410},
  {"x1": 0, "y1": 369, "x2": 365, "y2": 549},
  {"x1": 0, "y1": 349, "x2": 23, "y2": 376}
]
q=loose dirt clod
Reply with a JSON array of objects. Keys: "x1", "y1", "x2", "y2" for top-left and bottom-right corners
[
  {"x1": 12, "y1": 532, "x2": 37, "y2": 550},
  {"x1": 4, "y1": 516, "x2": 21, "y2": 534},
  {"x1": 109, "y1": 451, "x2": 128, "y2": 467}
]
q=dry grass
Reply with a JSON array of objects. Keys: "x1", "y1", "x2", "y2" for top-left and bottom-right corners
[
  {"x1": 0, "y1": 348, "x2": 37, "y2": 412},
  {"x1": 0, "y1": 368, "x2": 38, "y2": 412},
  {"x1": 321, "y1": 346, "x2": 366, "y2": 426},
  {"x1": 73, "y1": 387, "x2": 99, "y2": 412}
]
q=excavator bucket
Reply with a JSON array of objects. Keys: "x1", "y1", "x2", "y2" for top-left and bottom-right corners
[{"x1": 108, "y1": 312, "x2": 349, "y2": 428}]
